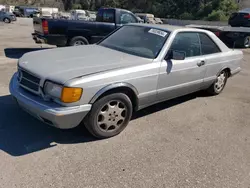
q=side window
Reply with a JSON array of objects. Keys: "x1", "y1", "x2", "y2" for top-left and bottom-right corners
[
  {"x1": 199, "y1": 33, "x2": 221, "y2": 55},
  {"x1": 120, "y1": 12, "x2": 137, "y2": 24},
  {"x1": 170, "y1": 32, "x2": 201, "y2": 58},
  {"x1": 98, "y1": 10, "x2": 115, "y2": 23}
]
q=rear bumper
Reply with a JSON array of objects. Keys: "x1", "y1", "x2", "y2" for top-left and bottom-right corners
[
  {"x1": 9, "y1": 73, "x2": 91, "y2": 129},
  {"x1": 32, "y1": 33, "x2": 67, "y2": 46}
]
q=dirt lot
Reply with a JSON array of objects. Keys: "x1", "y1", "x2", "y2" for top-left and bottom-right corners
[{"x1": 0, "y1": 18, "x2": 250, "y2": 188}]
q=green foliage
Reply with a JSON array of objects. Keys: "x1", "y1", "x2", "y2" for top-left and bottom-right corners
[
  {"x1": 206, "y1": 10, "x2": 227, "y2": 21},
  {"x1": 72, "y1": 3, "x2": 82, "y2": 9},
  {"x1": 179, "y1": 12, "x2": 194, "y2": 20},
  {"x1": 205, "y1": 0, "x2": 239, "y2": 21},
  {"x1": 7, "y1": 0, "x2": 240, "y2": 21}
]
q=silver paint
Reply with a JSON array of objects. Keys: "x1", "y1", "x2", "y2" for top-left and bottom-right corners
[{"x1": 9, "y1": 24, "x2": 243, "y2": 129}]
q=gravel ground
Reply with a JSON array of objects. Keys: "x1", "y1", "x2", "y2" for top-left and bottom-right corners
[{"x1": 0, "y1": 18, "x2": 250, "y2": 188}]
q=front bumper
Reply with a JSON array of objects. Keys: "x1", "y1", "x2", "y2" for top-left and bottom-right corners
[{"x1": 9, "y1": 73, "x2": 91, "y2": 129}]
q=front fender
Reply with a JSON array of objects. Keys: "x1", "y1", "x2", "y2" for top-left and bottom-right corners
[{"x1": 89, "y1": 82, "x2": 138, "y2": 104}]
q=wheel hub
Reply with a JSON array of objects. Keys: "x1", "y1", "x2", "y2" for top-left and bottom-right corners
[
  {"x1": 215, "y1": 72, "x2": 226, "y2": 91},
  {"x1": 74, "y1": 41, "x2": 84, "y2": 46},
  {"x1": 244, "y1": 37, "x2": 250, "y2": 47},
  {"x1": 97, "y1": 100, "x2": 127, "y2": 132}
]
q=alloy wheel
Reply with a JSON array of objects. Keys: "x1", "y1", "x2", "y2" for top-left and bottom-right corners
[
  {"x1": 74, "y1": 41, "x2": 85, "y2": 46},
  {"x1": 244, "y1": 36, "x2": 250, "y2": 48},
  {"x1": 4, "y1": 18, "x2": 10, "y2": 23},
  {"x1": 214, "y1": 71, "x2": 227, "y2": 93},
  {"x1": 97, "y1": 100, "x2": 127, "y2": 132}
]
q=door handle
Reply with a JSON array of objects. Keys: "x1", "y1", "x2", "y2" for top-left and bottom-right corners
[{"x1": 197, "y1": 60, "x2": 205, "y2": 67}]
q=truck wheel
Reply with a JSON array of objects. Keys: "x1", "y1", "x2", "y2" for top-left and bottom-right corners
[
  {"x1": 207, "y1": 70, "x2": 228, "y2": 95},
  {"x1": 243, "y1": 36, "x2": 250, "y2": 48},
  {"x1": 84, "y1": 93, "x2": 133, "y2": 139},
  {"x1": 69, "y1": 36, "x2": 89, "y2": 46},
  {"x1": 3, "y1": 18, "x2": 11, "y2": 23}
]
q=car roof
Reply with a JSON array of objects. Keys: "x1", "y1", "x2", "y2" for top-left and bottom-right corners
[{"x1": 127, "y1": 23, "x2": 204, "y2": 33}]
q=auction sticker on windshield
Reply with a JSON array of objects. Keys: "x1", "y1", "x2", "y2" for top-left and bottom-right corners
[{"x1": 148, "y1": 29, "x2": 168, "y2": 37}]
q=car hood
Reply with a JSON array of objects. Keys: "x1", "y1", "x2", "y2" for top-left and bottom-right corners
[{"x1": 18, "y1": 45, "x2": 152, "y2": 84}]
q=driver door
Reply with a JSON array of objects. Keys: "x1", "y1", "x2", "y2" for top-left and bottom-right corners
[{"x1": 157, "y1": 32, "x2": 206, "y2": 101}]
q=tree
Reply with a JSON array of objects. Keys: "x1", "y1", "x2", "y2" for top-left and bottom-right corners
[
  {"x1": 5, "y1": 0, "x2": 239, "y2": 21},
  {"x1": 62, "y1": 0, "x2": 73, "y2": 11}
]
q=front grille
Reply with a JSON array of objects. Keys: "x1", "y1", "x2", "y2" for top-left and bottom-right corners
[{"x1": 18, "y1": 69, "x2": 41, "y2": 93}]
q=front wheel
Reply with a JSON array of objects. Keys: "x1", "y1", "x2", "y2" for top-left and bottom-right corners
[
  {"x1": 207, "y1": 70, "x2": 228, "y2": 95},
  {"x1": 84, "y1": 93, "x2": 133, "y2": 139},
  {"x1": 3, "y1": 18, "x2": 11, "y2": 23}
]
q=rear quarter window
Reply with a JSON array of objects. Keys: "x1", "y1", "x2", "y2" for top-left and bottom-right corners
[
  {"x1": 199, "y1": 33, "x2": 221, "y2": 55},
  {"x1": 96, "y1": 9, "x2": 115, "y2": 23}
]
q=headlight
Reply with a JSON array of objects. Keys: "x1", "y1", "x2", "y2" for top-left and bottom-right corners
[
  {"x1": 44, "y1": 81, "x2": 83, "y2": 103},
  {"x1": 44, "y1": 81, "x2": 63, "y2": 99}
]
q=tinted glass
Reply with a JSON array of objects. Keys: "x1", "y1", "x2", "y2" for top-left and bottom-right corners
[
  {"x1": 96, "y1": 9, "x2": 115, "y2": 23},
  {"x1": 170, "y1": 32, "x2": 201, "y2": 58},
  {"x1": 99, "y1": 26, "x2": 169, "y2": 59},
  {"x1": 120, "y1": 12, "x2": 137, "y2": 24},
  {"x1": 25, "y1": 8, "x2": 37, "y2": 13},
  {"x1": 199, "y1": 33, "x2": 221, "y2": 55}
]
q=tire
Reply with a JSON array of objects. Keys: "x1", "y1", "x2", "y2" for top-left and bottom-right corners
[
  {"x1": 243, "y1": 36, "x2": 250, "y2": 48},
  {"x1": 235, "y1": 36, "x2": 250, "y2": 48},
  {"x1": 84, "y1": 93, "x2": 133, "y2": 139},
  {"x1": 3, "y1": 18, "x2": 11, "y2": 23},
  {"x1": 69, "y1": 36, "x2": 89, "y2": 46},
  {"x1": 207, "y1": 70, "x2": 228, "y2": 95}
]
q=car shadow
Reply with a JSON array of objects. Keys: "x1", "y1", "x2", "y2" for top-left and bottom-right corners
[
  {"x1": 0, "y1": 91, "x2": 211, "y2": 157},
  {"x1": 0, "y1": 95, "x2": 96, "y2": 157},
  {"x1": 4, "y1": 48, "x2": 51, "y2": 59}
]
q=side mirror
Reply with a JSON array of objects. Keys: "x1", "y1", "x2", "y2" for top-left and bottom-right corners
[{"x1": 165, "y1": 50, "x2": 186, "y2": 60}]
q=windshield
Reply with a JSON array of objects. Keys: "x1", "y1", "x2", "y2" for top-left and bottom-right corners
[{"x1": 99, "y1": 25, "x2": 169, "y2": 59}]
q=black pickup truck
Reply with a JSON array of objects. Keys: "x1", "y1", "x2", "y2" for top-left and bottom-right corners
[{"x1": 32, "y1": 8, "x2": 139, "y2": 47}]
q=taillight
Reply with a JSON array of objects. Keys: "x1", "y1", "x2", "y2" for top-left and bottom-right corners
[
  {"x1": 244, "y1": 14, "x2": 250, "y2": 19},
  {"x1": 42, "y1": 20, "x2": 49, "y2": 34},
  {"x1": 215, "y1": 31, "x2": 220, "y2": 37}
]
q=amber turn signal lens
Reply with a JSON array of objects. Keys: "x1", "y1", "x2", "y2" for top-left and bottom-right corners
[{"x1": 61, "y1": 87, "x2": 82, "y2": 103}]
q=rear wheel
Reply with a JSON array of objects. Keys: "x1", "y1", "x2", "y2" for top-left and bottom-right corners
[
  {"x1": 84, "y1": 93, "x2": 133, "y2": 139},
  {"x1": 69, "y1": 36, "x2": 89, "y2": 46},
  {"x1": 207, "y1": 70, "x2": 228, "y2": 95},
  {"x1": 3, "y1": 18, "x2": 11, "y2": 23},
  {"x1": 243, "y1": 36, "x2": 250, "y2": 48}
]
